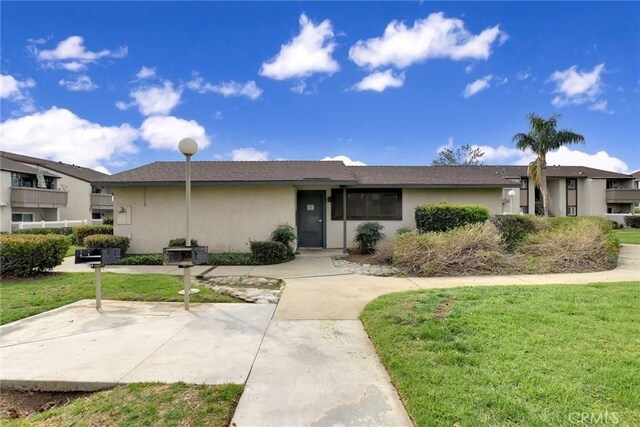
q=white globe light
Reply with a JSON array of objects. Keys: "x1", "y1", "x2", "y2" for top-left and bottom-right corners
[
  {"x1": 508, "y1": 190, "x2": 516, "y2": 197},
  {"x1": 178, "y1": 137, "x2": 198, "y2": 156}
]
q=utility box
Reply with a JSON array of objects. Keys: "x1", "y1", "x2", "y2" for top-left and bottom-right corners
[
  {"x1": 75, "y1": 248, "x2": 121, "y2": 265},
  {"x1": 163, "y1": 246, "x2": 209, "y2": 266}
]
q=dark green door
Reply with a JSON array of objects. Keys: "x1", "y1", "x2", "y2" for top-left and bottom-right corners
[{"x1": 297, "y1": 191, "x2": 324, "y2": 247}]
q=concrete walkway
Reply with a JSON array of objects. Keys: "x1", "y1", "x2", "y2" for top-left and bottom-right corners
[{"x1": 0, "y1": 301, "x2": 274, "y2": 391}]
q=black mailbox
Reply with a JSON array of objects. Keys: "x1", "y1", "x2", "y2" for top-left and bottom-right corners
[
  {"x1": 75, "y1": 248, "x2": 121, "y2": 265},
  {"x1": 163, "y1": 246, "x2": 209, "y2": 266}
]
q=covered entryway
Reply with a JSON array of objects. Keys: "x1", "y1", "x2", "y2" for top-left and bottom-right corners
[{"x1": 296, "y1": 191, "x2": 325, "y2": 248}]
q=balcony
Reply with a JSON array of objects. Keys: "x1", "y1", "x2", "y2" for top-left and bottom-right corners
[
  {"x1": 11, "y1": 187, "x2": 68, "y2": 208},
  {"x1": 91, "y1": 193, "x2": 114, "y2": 210},
  {"x1": 606, "y1": 189, "x2": 640, "y2": 203}
]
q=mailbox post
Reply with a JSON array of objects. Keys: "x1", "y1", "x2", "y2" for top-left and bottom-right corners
[
  {"x1": 92, "y1": 263, "x2": 102, "y2": 310},
  {"x1": 75, "y1": 248, "x2": 121, "y2": 310}
]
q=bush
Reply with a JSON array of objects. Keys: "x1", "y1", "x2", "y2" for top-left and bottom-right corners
[
  {"x1": 14, "y1": 227, "x2": 73, "y2": 236},
  {"x1": 208, "y1": 252, "x2": 256, "y2": 266},
  {"x1": 415, "y1": 203, "x2": 490, "y2": 233},
  {"x1": 250, "y1": 241, "x2": 293, "y2": 265},
  {"x1": 83, "y1": 234, "x2": 130, "y2": 255},
  {"x1": 548, "y1": 216, "x2": 614, "y2": 233},
  {"x1": 519, "y1": 218, "x2": 618, "y2": 273},
  {"x1": 270, "y1": 224, "x2": 296, "y2": 254},
  {"x1": 102, "y1": 217, "x2": 114, "y2": 225},
  {"x1": 393, "y1": 222, "x2": 519, "y2": 277},
  {"x1": 372, "y1": 240, "x2": 394, "y2": 265},
  {"x1": 117, "y1": 254, "x2": 163, "y2": 265},
  {"x1": 73, "y1": 225, "x2": 113, "y2": 245},
  {"x1": 624, "y1": 215, "x2": 640, "y2": 229},
  {"x1": 0, "y1": 234, "x2": 70, "y2": 277},
  {"x1": 491, "y1": 215, "x2": 537, "y2": 251},
  {"x1": 395, "y1": 227, "x2": 415, "y2": 235},
  {"x1": 354, "y1": 222, "x2": 385, "y2": 254},
  {"x1": 168, "y1": 238, "x2": 198, "y2": 247}
]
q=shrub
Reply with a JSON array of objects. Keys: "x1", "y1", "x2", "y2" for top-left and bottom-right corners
[
  {"x1": 519, "y1": 218, "x2": 618, "y2": 273},
  {"x1": 83, "y1": 234, "x2": 130, "y2": 255},
  {"x1": 14, "y1": 227, "x2": 73, "y2": 236},
  {"x1": 354, "y1": 222, "x2": 385, "y2": 254},
  {"x1": 270, "y1": 224, "x2": 296, "y2": 254},
  {"x1": 395, "y1": 227, "x2": 415, "y2": 235},
  {"x1": 548, "y1": 216, "x2": 614, "y2": 234},
  {"x1": 208, "y1": 252, "x2": 256, "y2": 266},
  {"x1": 102, "y1": 217, "x2": 114, "y2": 225},
  {"x1": 491, "y1": 215, "x2": 537, "y2": 251},
  {"x1": 372, "y1": 240, "x2": 394, "y2": 265},
  {"x1": 393, "y1": 222, "x2": 519, "y2": 277},
  {"x1": 118, "y1": 254, "x2": 163, "y2": 265},
  {"x1": 73, "y1": 225, "x2": 113, "y2": 245},
  {"x1": 415, "y1": 203, "x2": 490, "y2": 233},
  {"x1": 624, "y1": 215, "x2": 640, "y2": 229},
  {"x1": 168, "y1": 238, "x2": 198, "y2": 247},
  {"x1": 0, "y1": 234, "x2": 70, "y2": 277},
  {"x1": 250, "y1": 241, "x2": 293, "y2": 265}
]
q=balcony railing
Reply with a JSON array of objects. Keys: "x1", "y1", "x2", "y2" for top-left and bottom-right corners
[
  {"x1": 91, "y1": 193, "x2": 114, "y2": 210},
  {"x1": 606, "y1": 189, "x2": 640, "y2": 203},
  {"x1": 10, "y1": 187, "x2": 68, "y2": 208}
]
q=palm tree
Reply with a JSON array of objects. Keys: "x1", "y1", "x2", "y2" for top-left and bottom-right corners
[{"x1": 513, "y1": 113, "x2": 585, "y2": 217}]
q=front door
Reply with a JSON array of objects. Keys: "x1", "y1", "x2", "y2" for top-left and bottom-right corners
[{"x1": 297, "y1": 191, "x2": 324, "y2": 247}]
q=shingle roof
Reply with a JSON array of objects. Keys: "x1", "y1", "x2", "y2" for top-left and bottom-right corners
[
  {"x1": 496, "y1": 165, "x2": 632, "y2": 179},
  {"x1": 95, "y1": 161, "x2": 359, "y2": 185},
  {"x1": 350, "y1": 165, "x2": 515, "y2": 187},
  {"x1": 631, "y1": 170, "x2": 640, "y2": 180},
  {"x1": 0, "y1": 151, "x2": 108, "y2": 182},
  {"x1": 0, "y1": 156, "x2": 61, "y2": 178}
]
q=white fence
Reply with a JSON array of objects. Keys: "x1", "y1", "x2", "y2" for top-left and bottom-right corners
[{"x1": 10, "y1": 219, "x2": 102, "y2": 231}]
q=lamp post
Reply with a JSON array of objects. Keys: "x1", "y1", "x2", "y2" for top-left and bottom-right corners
[
  {"x1": 178, "y1": 137, "x2": 198, "y2": 310},
  {"x1": 508, "y1": 189, "x2": 516, "y2": 214}
]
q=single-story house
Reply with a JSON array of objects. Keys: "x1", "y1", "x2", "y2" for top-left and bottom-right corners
[{"x1": 94, "y1": 161, "x2": 640, "y2": 254}]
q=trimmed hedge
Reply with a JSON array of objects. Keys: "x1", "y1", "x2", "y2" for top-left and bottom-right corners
[
  {"x1": 624, "y1": 216, "x2": 640, "y2": 229},
  {"x1": 354, "y1": 222, "x2": 385, "y2": 254},
  {"x1": 14, "y1": 227, "x2": 73, "y2": 236},
  {"x1": 0, "y1": 234, "x2": 70, "y2": 277},
  {"x1": 415, "y1": 203, "x2": 490, "y2": 233},
  {"x1": 102, "y1": 217, "x2": 114, "y2": 225},
  {"x1": 73, "y1": 225, "x2": 113, "y2": 245},
  {"x1": 250, "y1": 241, "x2": 293, "y2": 265},
  {"x1": 83, "y1": 234, "x2": 130, "y2": 255},
  {"x1": 168, "y1": 238, "x2": 198, "y2": 247},
  {"x1": 491, "y1": 215, "x2": 537, "y2": 251},
  {"x1": 270, "y1": 224, "x2": 296, "y2": 255},
  {"x1": 118, "y1": 254, "x2": 163, "y2": 265},
  {"x1": 209, "y1": 252, "x2": 256, "y2": 266}
]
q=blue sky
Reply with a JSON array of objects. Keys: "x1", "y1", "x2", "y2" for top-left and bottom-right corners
[{"x1": 1, "y1": 1, "x2": 639, "y2": 174}]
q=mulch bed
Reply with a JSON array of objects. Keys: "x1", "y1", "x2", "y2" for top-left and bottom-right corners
[
  {"x1": 339, "y1": 250, "x2": 385, "y2": 265},
  {"x1": 0, "y1": 389, "x2": 91, "y2": 419}
]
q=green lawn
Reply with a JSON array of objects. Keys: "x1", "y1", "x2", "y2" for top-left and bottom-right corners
[
  {"x1": 2, "y1": 383, "x2": 242, "y2": 426},
  {"x1": 613, "y1": 229, "x2": 640, "y2": 244},
  {"x1": 65, "y1": 245, "x2": 82, "y2": 257},
  {"x1": 361, "y1": 282, "x2": 640, "y2": 427},
  {"x1": 0, "y1": 273, "x2": 239, "y2": 325}
]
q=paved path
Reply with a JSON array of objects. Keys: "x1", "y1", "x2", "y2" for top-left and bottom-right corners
[{"x1": 0, "y1": 301, "x2": 274, "y2": 391}]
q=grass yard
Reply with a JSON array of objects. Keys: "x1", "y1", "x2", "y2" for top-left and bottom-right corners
[
  {"x1": 1, "y1": 383, "x2": 242, "y2": 426},
  {"x1": 0, "y1": 273, "x2": 239, "y2": 325},
  {"x1": 361, "y1": 282, "x2": 640, "y2": 427},
  {"x1": 613, "y1": 229, "x2": 640, "y2": 244}
]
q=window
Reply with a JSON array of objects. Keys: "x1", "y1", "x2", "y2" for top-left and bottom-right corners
[
  {"x1": 567, "y1": 179, "x2": 577, "y2": 190},
  {"x1": 567, "y1": 206, "x2": 577, "y2": 216},
  {"x1": 520, "y1": 178, "x2": 528, "y2": 189},
  {"x1": 520, "y1": 206, "x2": 529, "y2": 214},
  {"x1": 92, "y1": 212, "x2": 103, "y2": 220},
  {"x1": 332, "y1": 189, "x2": 402, "y2": 220},
  {"x1": 11, "y1": 213, "x2": 34, "y2": 222}
]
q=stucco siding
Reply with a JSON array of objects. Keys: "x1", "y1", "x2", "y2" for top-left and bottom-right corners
[
  {"x1": 0, "y1": 171, "x2": 11, "y2": 232},
  {"x1": 113, "y1": 185, "x2": 296, "y2": 254},
  {"x1": 48, "y1": 169, "x2": 93, "y2": 222}
]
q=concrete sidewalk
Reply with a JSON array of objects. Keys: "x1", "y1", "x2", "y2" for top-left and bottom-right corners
[{"x1": 0, "y1": 301, "x2": 274, "y2": 391}]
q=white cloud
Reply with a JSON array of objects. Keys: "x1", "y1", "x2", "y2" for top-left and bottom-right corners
[
  {"x1": 349, "y1": 12, "x2": 507, "y2": 70},
  {"x1": 437, "y1": 136, "x2": 455, "y2": 153},
  {"x1": 260, "y1": 13, "x2": 339, "y2": 80},
  {"x1": 136, "y1": 66, "x2": 156, "y2": 79},
  {"x1": 474, "y1": 144, "x2": 628, "y2": 173},
  {"x1": 34, "y1": 36, "x2": 127, "y2": 72},
  {"x1": 321, "y1": 155, "x2": 366, "y2": 166},
  {"x1": 186, "y1": 73, "x2": 262, "y2": 100},
  {"x1": 214, "y1": 111, "x2": 223, "y2": 120},
  {"x1": 352, "y1": 70, "x2": 405, "y2": 92},
  {"x1": 231, "y1": 147, "x2": 269, "y2": 161},
  {"x1": 59, "y1": 74, "x2": 97, "y2": 92},
  {"x1": 463, "y1": 75, "x2": 492, "y2": 98},
  {"x1": 549, "y1": 63, "x2": 605, "y2": 109},
  {"x1": 140, "y1": 115, "x2": 211, "y2": 151},
  {"x1": 517, "y1": 69, "x2": 532, "y2": 80},
  {"x1": 0, "y1": 107, "x2": 138, "y2": 170},
  {"x1": 117, "y1": 81, "x2": 182, "y2": 116},
  {"x1": 0, "y1": 74, "x2": 36, "y2": 113},
  {"x1": 588, "y1": 100, "x2": 612, "y2": 113}
]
